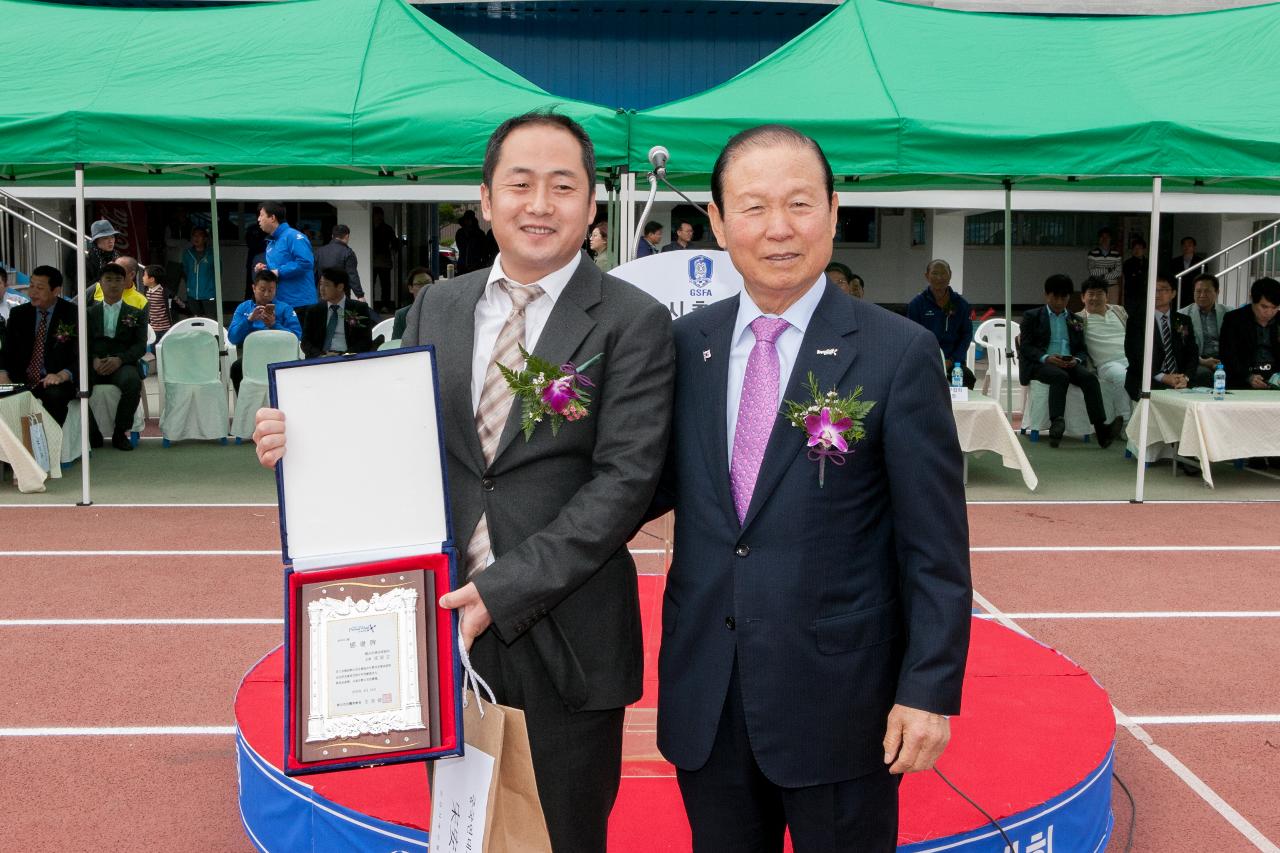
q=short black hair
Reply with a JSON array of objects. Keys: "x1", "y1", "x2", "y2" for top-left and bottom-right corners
[
  {"x1": 482, "y1": 110, "x2": 595, "y2": 190},
  {"x1": 100, "y1": 263, "x2": 127, "y2": 279},
  {"x1": 257, "y1": 201, "x2": 287, "y2": 223},
  {"x1": 253, "y1": 268, "x2": 278, "y2": 285},
  {"x1": 1193, "y1": 273, "x2": 1219, "y2": 292},
  {"x1": 319, "y1": 266, "x2": 349, "y2": 290},
  {"x1": 1180, "y1": 236, "x2": 1197, "y2": 246},
  {"x1": 711, "y1": 124, "x2": 834, "y2": 213},
  {"x1": 1250, "y1": 277, "x2": 1280, "y2": 305},
  {"x1": 31, "y1": 265, "x2": 62, "y2": 289},
  {"x1": 1081, "y1": 276, "x2": 1109, "y2": 293},
  {"x1": 1155, "y1": 272, "x2": 1174, "y2": 286},
  {"x1": 1044, "y1": 274, "x2": 1074, "y2": 296},
  {"x1": 332, "y1": 224, "x2": 350, "y2": 238},
  {"x1": 643, "y1": 221, "x2": 663, "y2": 237},
  {"x1": 190, "y1": 226, "x2": 208, "y2": 237},
  {"x1": 1097, "y1": 227, "x2": 1113, "y2": 239},
  {"x1": 825, "y1": 261, "x2": 853, "y2": 280},
  {"x1": 674, "y1": 219, "x2": 692, "y2": 230},
  {"x1": 1130, "y1": 236, "x2": 1147, "y2": 250},
  {"x1": 143, "y1": 264, "x2": 166, "y2": 285}
]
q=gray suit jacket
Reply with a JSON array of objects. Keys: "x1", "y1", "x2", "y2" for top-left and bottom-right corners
[
  {"x1": 1179, "y1": 302, "x2": 1228, "y2": 357},
  {"x1": 402, "y1": 252, "x2": 675, "y2": 711}
]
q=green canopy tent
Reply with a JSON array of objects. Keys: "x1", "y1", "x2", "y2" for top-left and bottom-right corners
[
  {"x1": 1, "y1": 0, "x2": 628, "y2": 504},
  {"x1": 627, "y1": 0, "x2": 1280, "y2": 500}
]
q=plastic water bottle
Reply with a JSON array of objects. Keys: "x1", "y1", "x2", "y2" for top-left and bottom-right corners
[
  {"x1": 951, "y1": 362, "x2": 964, "y2": 390},
  {"x1": 1213, "y1": 364, "x2": 1226, "y2": 400}
]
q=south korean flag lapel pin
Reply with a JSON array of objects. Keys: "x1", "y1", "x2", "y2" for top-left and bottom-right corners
[{"x1": 703, "y1": 349, "x2": 712, "y2": 363}]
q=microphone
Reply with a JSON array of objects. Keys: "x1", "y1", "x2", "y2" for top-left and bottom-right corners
[{"x1": 647, "y1": 145, "x2": 669, "y2": 178}]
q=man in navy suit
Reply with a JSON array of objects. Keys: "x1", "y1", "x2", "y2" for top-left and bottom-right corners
[{"x1": 650, "y1": 125, "x2": 971, "y2": 852}]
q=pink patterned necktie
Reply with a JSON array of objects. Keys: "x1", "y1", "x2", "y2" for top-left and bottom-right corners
[{"x1": 730, "y1": 316, "x2": 790, "y2": 524}]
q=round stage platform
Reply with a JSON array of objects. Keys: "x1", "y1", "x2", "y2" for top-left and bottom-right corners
[{"x1": 236, "y1": 617, "x2": 1115, "y2": 852}]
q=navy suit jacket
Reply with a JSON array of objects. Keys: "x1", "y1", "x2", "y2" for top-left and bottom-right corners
[{"x1": 651, "y1": 281, "x2": 971, "y2": 787}]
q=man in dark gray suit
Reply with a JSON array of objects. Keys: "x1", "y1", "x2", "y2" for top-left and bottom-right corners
[
  {"x1": 255, "y1": 112, "x2": 674, "y2": 853},
  {"x1": 650, "y1": 125, "x2": 971, "y2": 852},
  {"x1": 313, "y1": 224, "x2": 364, "y2": 300}
]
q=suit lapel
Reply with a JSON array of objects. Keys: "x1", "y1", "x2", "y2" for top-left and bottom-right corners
[
  {"x1": 438, "y1": 277, "x2": 487, "y2": 476},
  {"x1": 741, "y1": 284, "x2": 858, "y2": 531},
  {"x1": 696, "y1": 297, "x2": 739, "y2": 523},
  {"x1": 491, "y1": 255, "x2": 600, "y2": 465}
]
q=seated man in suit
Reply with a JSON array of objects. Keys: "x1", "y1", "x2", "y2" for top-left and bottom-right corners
[
  {"x1": 228, "y1": 269, "x2": 303, "y2": 393},
  {"x1": 87, "y1": 263, "x2": 147, "y2": 450},
  {"x1": 1019, "y1": 273, "x2": 1121, "y2": 448},
  {"x1": 1219, "y1": 276, "x2": 1280, "y2": 391},
  {"x1": 301, "y1": 267, "x2": 376, "y2": 358},
  {"x1": 391, "y1": 267, "x2": 432, "y2": 341},
  {"x1": 1124, "y1": 273, "x2": 1198, "y2": 401},
  {"x1": 1179, "y1": 273, "x2": 1229, "y2": 387},
  {"x1": 0, "y1": 265, "x2": 79, "y2": 424}
]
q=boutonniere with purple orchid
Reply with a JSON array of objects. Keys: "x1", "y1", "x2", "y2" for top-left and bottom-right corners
[
  {"x1": 499, "y1": 346, "x2": 603, "y2": 440},
  {"x1": 344, "y1": 311, "x2": 369, "y2": 330},
  {"x1": 54, "y1": 322, "x2": 76, "y2": 345},
  {"x1": 120, "y1": 313, "x2": 139, "y2": 329},
  {"x1": 1067, "y1": 315, "x2": 1085, "y2": 334},
  {"x1": 783, "y1": 372, "x2": 876, "y2": 487}
]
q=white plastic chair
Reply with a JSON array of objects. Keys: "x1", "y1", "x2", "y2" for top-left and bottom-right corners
[
  {"x1": 1020, "y1": 382, "x2": 1095, "y2": 441},
  {"x1": 372, "y1": 317, "x2": 395, "y2": 346},
  {"x1": 156, "y1": 317, "x2": 226, "y2": 410},
  {"x1": 230, "y1": 330, "x2": 302, "y2": 440},
  {"x1": 377, "y1": 338, "x2": 402, "y2": 351},
  {"x1": 976, "y1": 319, "x2": 1022, "y2": 412},
  {"x1": 158, "y1": 329, "x2": 229, "y2": 445}
]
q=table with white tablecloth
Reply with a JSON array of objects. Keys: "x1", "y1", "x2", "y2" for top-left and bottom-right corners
[
  {"x1": 0, "y1": 391, "x2": 64, "y2": 493},
  {"x1": 1130, "y1": 389, "x2": 1280, "y2": 487},
  {"x1": 952, "y1": 392, "x2": 1038, "y2": 490}
]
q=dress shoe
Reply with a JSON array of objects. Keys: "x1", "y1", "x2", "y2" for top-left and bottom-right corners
[
  {"x1": 111, "y1": 430, "x2": 134, "y2": 451},
  {"x1": 1177, "y1": 460, "x2": 1202, "y2": 476},
  {"x1": 1095, "y1": 416, "x2": 1124, "y2": 450},
  {"x1": 88, "y1": 425, "x2": 104, "y2": 449},
  {"x1": 1048, "y1": 417, "x2": 1065, "y2": 448}
]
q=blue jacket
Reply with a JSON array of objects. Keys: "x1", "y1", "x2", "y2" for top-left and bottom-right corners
[
  {"x1": 181, "y1": 247, "x2": 217, "y2": 301},
  {"x1": 906, "y1": 286, "x2": 973, "y2": 367},
  {"x1": 228, "y1": 298, "x2": 302, "y2": 346},
  {"x1": 264, "y1": 223, "x2": 316, "y2": 311}
]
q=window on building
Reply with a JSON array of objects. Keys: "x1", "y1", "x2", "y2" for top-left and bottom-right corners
[
  {"x1": 835, "y1": 207, "x2": 878, "y2": 247},
  {"x1": 965, "y1": 212, "x2": 1120, "y2": 247}
]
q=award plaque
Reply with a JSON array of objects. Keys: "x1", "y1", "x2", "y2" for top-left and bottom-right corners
[{"x1": 271, "y1": 347, "x2": 463, "y2": 776}]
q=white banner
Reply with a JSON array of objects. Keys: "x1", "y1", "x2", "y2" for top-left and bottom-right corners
[{"x1": 611, "y1": 249, "x2": 742, "y2": 319}]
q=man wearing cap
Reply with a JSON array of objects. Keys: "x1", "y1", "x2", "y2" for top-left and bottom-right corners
[
  {"x1": 254, "y1": 201, "x2": 316, "y2": 313},
  {"x1": 314, "y1": 224, "x2": 364, "y2": 301},
  {"x1": 85, "y1": 219, "x2": 122, "y2": 295}
]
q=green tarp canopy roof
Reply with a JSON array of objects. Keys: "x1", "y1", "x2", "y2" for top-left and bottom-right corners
[
  {"x1": 0, "y1": 0, "x2": 626, "y2": 184},
  {"x1": 630, "y1": 0, "x2": 1280, "y2": 191}
]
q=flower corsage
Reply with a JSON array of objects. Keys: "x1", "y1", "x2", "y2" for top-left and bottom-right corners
[
  {"x1": 499, "y1": 346, "x2": 602, "y2": 440},
  {"x1": 783, "y1": 372, "x2": 876, "y2": 487}
]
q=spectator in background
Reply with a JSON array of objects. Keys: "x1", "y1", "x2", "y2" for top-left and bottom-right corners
[
  {"x1": 907, "y1": 259, "x2": 975, "y2": 388},
  {"x1": 92, "y1": 255, "x2": 147, "y2": 310},
  {"x1": 1170, "y1": 236, "x2": 1206, "y2": 307},
  {"x1": 301, "y1": 267, "x2": 376, "y2": 358},
  {"x1": 1219, "y1": 276, "x2": 1280, "y2": 391},
  {"x1": 0, "y1": 266, "x2": 77, "y2": 424},
  {"x1": 180, "y1": 227, "x2": 218, "y2": 318},
  {"x1": 314, "y1": 224, "x2": 363, "y2": 301},
  {"x1": 1179, "y1": 273, "x2": 1228, "y2": 387},
  {"x1": 392, "y1": 267, "x2": 432, "y2": 341},
  {"x1": 1086, "y1": 227, "x2": 1122, "y2": 305},
  {"x1": 455, "y1": 210, "x2": 485, "y2": 274},
  {"x1": 1078, "y1": 276, "x2": 1130, "y2": 424},
  {"x1": 636, "y1": 221, "x2": 663, "y2": 258},
  {"x1": 228, "y1": 269, "x2": 302, "y2": 393},
  {"x1": 1124, "y1": 273, "x2": 1198, "y2": 399},
  {"x1": 825, "y1": 262, "x2": 864, "y2": 298},
  {"x1": 589, "y1": 222, "x2": 613, "y2": 273},
  {"x1": 143, "y1": 264, "x2": 172, "y2": 341},
  {"x1": 1121, "y1": 236, "x2": 1149, "y2": 315},
  {"x1": 370, "y1": 206, "x2": 402, "y2": 307},
  {"x1": 85, "y1": 219, "x2": 122, "y2": 294},
  {"x1": 1019, "y1": 273, "x2": 1120, "y2": 449},
  {"x1": 86, "y1": 263, "x2": 147, "y2": 451},
  {"x1": 661, "y1": 220, "x2": 693, "y2": 253},
  {"x1": 255, "y1": 201, "x2": 315, "y2": 314}
]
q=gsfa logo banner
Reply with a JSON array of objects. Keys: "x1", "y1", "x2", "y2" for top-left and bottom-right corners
[{"x1": 610, "y1": 249, "x2": 743, "y2": 319}]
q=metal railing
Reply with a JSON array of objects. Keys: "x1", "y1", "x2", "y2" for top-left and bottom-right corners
[
  {"x1": 0, "y1": 189, "x2": 82, "y2": 283},
  {"x1": 1174, "y1": 217, "x2": 1280, "y2": 308}
]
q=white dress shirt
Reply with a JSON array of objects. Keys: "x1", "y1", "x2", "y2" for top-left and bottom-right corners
[
  {"x1": 327, "y1": 295, "x2": 348, "y2": 352},
  {"x1": 726, "y1": 275, "x2": 826, "y2": 463},
  {"x1": 471, "y1": 252, "x2": 582, "y2": 414},
  {"x1": 1082, "y1": 307, "x2": 1125, "y2": 367}
]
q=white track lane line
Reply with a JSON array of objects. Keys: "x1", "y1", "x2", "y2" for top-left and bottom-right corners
[
  {"x1": 977, "y1": 611, "x2": 1280, "y2": 620},
  {"x1": 0, "y1": 547, "x2": 668, "y2": 557},
  {"x1": 0, "y1": 726, "x2": 235, "y2": 736},
  {"x1": 0, "y1": 503, "x2": 277, "y2": 508},
  {"x1": 1129, "y1": 715, "x2": 1280, "y2": 725},
  {"x1": 0, "y1": 618, "x2": 280, "y2": 626},
  {"x1": 971, "y1": 589, "x2": 1280, "y2": 853},
  {"x1": 969, "y1": 499, "x2": 1277, "y2": 505}
]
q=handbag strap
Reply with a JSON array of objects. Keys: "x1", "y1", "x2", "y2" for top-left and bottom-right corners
[{"x1": 456, "y1": 624, "x2": 497, "y2": 714}]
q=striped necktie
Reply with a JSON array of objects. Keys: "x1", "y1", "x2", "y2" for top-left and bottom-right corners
[{"x1": 1159, "y1": 314, "x2": 1176, "y2": 374}]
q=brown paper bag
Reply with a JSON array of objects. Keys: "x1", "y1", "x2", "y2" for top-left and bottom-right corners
[
  {"x1": 20, "y1": 413, "x2": 51, "y2": 473},
  {"x1": 431, "y1": 684, "x2": 552, "y2": 853}
]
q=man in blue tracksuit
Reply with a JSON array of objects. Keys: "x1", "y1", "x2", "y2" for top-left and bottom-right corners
[
  {"x1": 906, "y1": 258, "x2": 976, "y2": 389},
  {"x1": 254, "y1": 201, "x2": 315, "y2": 312},
  {"x1": 180, "y1": 226, "x2": 217, "y2": 318}
]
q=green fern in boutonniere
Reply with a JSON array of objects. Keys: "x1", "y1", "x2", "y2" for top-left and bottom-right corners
[
  {"x1": 783, "y1": 372, "x2": 876, "y2": 487},
  {"x1": 498, "y1": 346, "x2": 602, "y2": 441}
]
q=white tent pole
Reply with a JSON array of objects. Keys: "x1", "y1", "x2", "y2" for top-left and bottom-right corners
[
  {"x1": 208, "y1": 176, "x2": 226, "y2": 336},
  {"x1": 1003, "y1": 179, "x2": 1014, "y2": 419},
  {"x1": 1133, "y1": 176, "x2": 1163, "y2": 503},
  {"x1": 74, "y1": 164, "x2": 91, "y2": 506}
]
